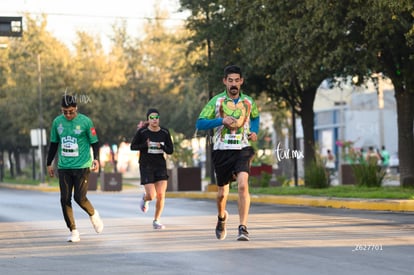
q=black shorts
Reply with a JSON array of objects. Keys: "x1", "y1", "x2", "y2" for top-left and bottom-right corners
[
  {"x1": 139, "y1": 165, "x2": 169, "y2": 185},
  {"x1": 212, "y1": 147, "x2": 255, "y2": 186}
]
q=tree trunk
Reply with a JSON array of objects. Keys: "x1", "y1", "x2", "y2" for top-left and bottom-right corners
[
  {"x1": 0, "y1": 150, "x2": 4, "y2": 181},
  {"x1": 394, "y1": 85, "x2": 414, "y2": 186},
  {"x1": 8, "y1": 149, "x2": 14, "y2": 178},
  {"x1": 14, "y1": 149, "x2": 22, "y2": 175},
  {"x1": 301, "y1": 88, "x2": 317, "y2": 170}
]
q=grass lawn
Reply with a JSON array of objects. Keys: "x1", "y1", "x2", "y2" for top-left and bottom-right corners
[
  {"x1": 248, "y1": 185, "x2": 414, "y2": 200},
  {"x1": 1, "y1": 176, "x2": 137, "y2": 189}
]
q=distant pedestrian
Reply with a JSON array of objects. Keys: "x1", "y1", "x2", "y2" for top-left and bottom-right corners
[
  {"x1": 366, "y1": 146, "x2": 381, "y2": 165},
  {"x1": 325, "y1": 149, "x2": 336, "y2": 170},
  {"x1": 380, "y1": 145, "x2": 390, "y2": 168},
  {"x1": 357, "y1": 148, "x2": 366, "y2": 164},
  {"x1": 46, "y1": 95, "x2": 103, "y2": 242},
  {"x1": 324, "y1": 149, "x2": 336, "y2": 183},
  {"x1": 130, "y1": 108, "x2": 174, "y2": 230}
]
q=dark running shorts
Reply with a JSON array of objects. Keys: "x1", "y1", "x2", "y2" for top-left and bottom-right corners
[
  {"x1": 212, "y1": 147, "x2": 255, "y2": 186},
  {"x1": 139, "y1": 165, "x2": 169, "y2": 185}
]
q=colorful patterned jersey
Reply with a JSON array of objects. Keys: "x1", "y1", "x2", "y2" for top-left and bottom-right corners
[{"x1": 198, "y1": 90, "x2": 259, "y2": 150}]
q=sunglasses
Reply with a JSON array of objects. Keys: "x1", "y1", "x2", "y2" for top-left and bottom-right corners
[
  {"x1": 149, "y1": 115, "x2": 159, "y2": 119},
  {"x1": 62, "y1": 110, "x2": 76, "y2": 115}
]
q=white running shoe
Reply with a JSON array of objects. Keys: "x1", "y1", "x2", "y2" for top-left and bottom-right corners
[
  {"x1": 90, "y1": 210, "x2": 104, "y2": 233},
  {"x1": 140, "y1": 193, "x2": 150, "y2": 213},
  {"x1": 67, "y1": 229, "x2": 80, "y2": 242},
  {"x1": 153, "y1": 220, "x2": 165, "y2": 230}
]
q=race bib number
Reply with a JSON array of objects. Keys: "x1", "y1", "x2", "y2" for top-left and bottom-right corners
[
  {"x1": 223, "y1": 134, "x2": 242, "y2": 150},
  {"x1": 148, "y1": 141, "x2": 164, "y2": 154},
  {"x1": 61, "y1": 142, "x2": 79, "y2": 157}
]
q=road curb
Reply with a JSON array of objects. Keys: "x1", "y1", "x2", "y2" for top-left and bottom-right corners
[{"x1": 166, "y1": 192, "x2": 414, "y2": 212}]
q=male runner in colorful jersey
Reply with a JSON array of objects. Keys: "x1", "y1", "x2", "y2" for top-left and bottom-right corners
[
  {"x1": 196, "y1": 65, "x2": 260, "y2": 241},
  {"x1": 46, "y1": 95, "x2": 103, "y2": 242}
]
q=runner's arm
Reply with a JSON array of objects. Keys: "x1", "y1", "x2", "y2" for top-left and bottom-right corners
[
  {"x1": 250, "y1": 116, "x2": 260, "y2": 134},
  {"x1": 46, "y1": 142, "x2": 59, "y2": 166},
  {"x1": 196, "y1": 118, "x2": 223, "y2": 130},
  {"x1": 91, "y1": 142, "x2": 99, "y2": 160}
]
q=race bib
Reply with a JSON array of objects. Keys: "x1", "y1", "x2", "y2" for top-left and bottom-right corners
[
  {"x1": 148, "y1": 141, "x2": 164, "y2": 154},
  {"x1": 223, "y1": 134, "x2": 242, "y2": 150},
  {"x1": 61, "y1": 142, "x2": 79, "y2": 157}
]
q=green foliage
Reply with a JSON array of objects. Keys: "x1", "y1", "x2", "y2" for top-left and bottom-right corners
[
  {"x1": 276, "y1": 175, "x2": 290, "y2": 187},
  {"x1": 168, "y1": 129, "x2": 194, "y2": 167},
  {"x1": 260, "y1": 172, "x2": 272, "y2": 188},
  {"x1": 249, "y1": 172, "x2": 272, "y2": 188},
  {"x1": 0, "y1": 12, "x2": 205, "y2": 178},
  {"x1": 180, "y1": 0, "x2": 414, "y2": 184},
  {"x1": 304, "y1": 161, "x2": 329, "y2": 189},
  {"x1": 352, "y1": 164, "x2": 386, "y2": 187}
]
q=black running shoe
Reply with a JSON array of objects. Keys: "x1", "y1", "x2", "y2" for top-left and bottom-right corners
[
  {"x1": 237, "y1": 225, "x2": 249, "y2": 241},
  {"x1": 215, "y1": 210, "x2": 228, "y2": 240}
]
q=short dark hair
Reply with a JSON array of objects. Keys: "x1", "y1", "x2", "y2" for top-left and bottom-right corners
[
  {"x1": 224, "y1": 65, "x2": 242, "y2": 78},
  {"x1": 61, "y1": 95, "x2": 77, "y2": 108}
]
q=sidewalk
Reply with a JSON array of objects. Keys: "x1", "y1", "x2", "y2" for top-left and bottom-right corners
[{"x1": 1, "y1": 181, "x2": 413, "y2": 212}]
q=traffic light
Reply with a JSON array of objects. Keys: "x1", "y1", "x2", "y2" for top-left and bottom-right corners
[{"x1": 0, "y1": 16, "x2": 22, "y2": 37}]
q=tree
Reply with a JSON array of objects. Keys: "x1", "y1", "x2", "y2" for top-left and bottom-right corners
[
  {"x1": 344, "y1": 0, "x2": 414, "y2": 186},
  {"x1": 240, "y1": 0, "x2": 414, "y2": 185},
  {"x1": 131, "y1": 6, "x2": 205, "y2": 138},
  {"x1": 1, "y1": 14, "x2": 73, "y2": 177},
  {"x1": 179, "y1": 0, "x2": 414, "y2": 186},
  {"x1": 230, "y1": 0, "x2": 359, "y2": 173}
]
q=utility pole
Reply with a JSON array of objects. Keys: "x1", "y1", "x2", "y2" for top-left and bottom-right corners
[
  {"x1": 292, "y1": 105, "x2": 298, "y2": 187},
  {"x1": 205, "y1": 9, "x2": 216, "y2": 185},
  {"x1": 37, "y1": 53, "x2": 45, "y2": 183}
]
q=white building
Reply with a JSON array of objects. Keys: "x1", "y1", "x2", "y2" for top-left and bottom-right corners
[{"x1": 314, "y1": 75, "x2": 398, "y2": 161}]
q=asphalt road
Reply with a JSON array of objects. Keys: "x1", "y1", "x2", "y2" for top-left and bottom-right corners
[{"x1": 0, "y1": 187, "x2": 413, "y2": 275}]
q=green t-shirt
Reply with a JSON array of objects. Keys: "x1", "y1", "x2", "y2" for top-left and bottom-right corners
[
  {"x1": 50, "y1": 113, "x2": 99, "y2": 169},
  {"x1": 198, "y1": 90, "x2": 259, "y2": 150},
  {"x1": 381, "y1": 150, "x2": 390, "y2": 166}
]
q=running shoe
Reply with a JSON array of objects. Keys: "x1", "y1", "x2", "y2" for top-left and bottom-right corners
[
  {"x1": 237, "y1": 225, "x2": 249, "y2": 241},
  {"x1": 215, "y1": 210, "x2": 228, "y2": 240},
  {"x1": 140, "y1": 193, "x2": 149, "y2": 213},
  {"x1": 90, "y1": 209, "x2": 104, "y2": 233},
  {"x1": 153, "y1": 220, "x2": 165, "y2": 230},
  {"x1": 67, "y1": 229, "x2": 80, "y2": 242}
]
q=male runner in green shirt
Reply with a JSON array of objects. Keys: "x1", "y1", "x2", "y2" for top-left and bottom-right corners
[{"x1": 46, "y1": 95, "x2": 103, "y2": 242}]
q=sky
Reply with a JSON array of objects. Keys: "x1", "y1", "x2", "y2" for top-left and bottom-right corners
[{"x1": 0, "y1": 0, "x2": 187, "y2": 50}]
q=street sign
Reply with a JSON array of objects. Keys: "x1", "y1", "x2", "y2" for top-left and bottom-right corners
[
  {"x1": 0, "y1": 16, "x2": 22, "y2": 37},
  {"x1": 30, "y1": 129, "x2": 47, "y2": 147}
]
